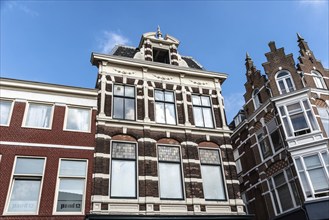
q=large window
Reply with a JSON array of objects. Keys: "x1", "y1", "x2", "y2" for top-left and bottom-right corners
[
  {"x1": 317, "y1": 107, "x2": 329, "y2": 136},
  {"x1": 192, "y1": 95, "x2": 214, "y2": 128},
  {"x1": 295, "y1": 151, "x2": 329, "y2": 199},
  {"x1": 312, "y1": 71, "x2": 326, "y2": 89},
  {"x1": 199, "y1": 149, "x2": 226, "y2": 200},
  {"x1": 64, "y1": 107, "x2": 91, "y2": 132},
  {"x1": 279, "y1": 99, "x2": 318, "y2": 137},
  {"x1": 267, "y1": 119, "x2": 284, "y2": 152},
  {"x1": 113, "y1": 85, "x2": 135, "y2": 120},
  {"x1": 0, "y1": 100, "x2": 13, "y2": 126},
  {"x1": 155, "y1": 90, "x2": 176, "y2": 124},
  {"x1": 233, "y1": 149, "x2": 242, "y2": 174},
  {"x1": 257, "y1": 130, "x2": 272, "y2": 160},
  {"x1": 158, "y1": 146, "x2": 183, "y2": 199},
  {"x1": 6, "y1": 157, "x2": 45, "y2": 214},
  {"x1": 110, "y1": 142, "x2": 136, "y2": 198},
  {"x1": 276, "y1": 71, "x2": 295, "y2": 94},
  {"x1": 252, "y1": 89, "x2": 262, "y2": 110},
  {"x1": 24, "y1": 103, "x2": 52, "y2": 128},
  {"x1": 268, "y1": 169, "x2": 299, "y2": 215},
  {"x1": 55, "y1": 159, "x2": 87, "y2": 213}
]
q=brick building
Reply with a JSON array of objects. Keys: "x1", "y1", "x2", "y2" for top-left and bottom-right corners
[
  {"x1": 0, "y1": 78, "x2": 97, "y2": 219},
  {"x1": 87, "y1": 28, "x2": 251, "y2": 219},
  {"x1": 230, "y1": 34, "x2": 329, "y2": 220}
]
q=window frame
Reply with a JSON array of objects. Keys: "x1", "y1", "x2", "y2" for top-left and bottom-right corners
[
  {"x1": 63, "y1": 106, "x2": 92, "y2": 133},
  {"x1": 233, "y1": 149, "x2": 242, "y2": 174},
  {"x1": 53, "y1": 158, "x2": 88, "y2": 215},
  {"x1": 154, "y1": 89, "x2": 177, "y2": 125},
  {"x1": 109, "y1": 141, "x2": 138, "y2": 199},
  {"x1": 256, "y1": 130, "x2": 273, "y2": 161},
  {"x1": 266, "y1": 118, "x2": 284, "y2": 152},
  {"x1": 0, "y1": 99, "x2": 14, "y2": 126},
  {"x1": 4, "y1": 156, "x2": 46, "y2": 216},
  {"x1": 22, "y1": 102, "x2": 54, "y2": 130},
  {"x1": 191, "y1": 94, "x2": 215, "y2": 128},
  {"x1": 157, "y1": 144, "x2": 184, "y2": 200},
  {"x1": 152, "y1": 47, "x2": 171, "y2": 64},
  {"x1": 252, "y1": 88, "x2": 262, "y2": 110},
  {"x1": 199, "y1": 148, "x2": 227, "y2": 201},
  {"x1": 317, "y1": 107, "x2": 329, "y2": 137},
  {"x1": 311, "y1": 71, "x2": 327, "y2": 89},
  {"x1": 112, "y1": 84, "x2": 136, "y2": 121},
  {"x1": 275, "y1": 71, "x2": 295, "y2": 94}
]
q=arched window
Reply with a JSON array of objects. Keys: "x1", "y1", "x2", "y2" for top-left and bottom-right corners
[
  {"x1": 276, "y1": 71, "x2": 295, "y2": 94},
  {"x1": 253, "y1": 89, "x2": 262, "y2": 109},
  {"x1": 312, "y1": 71, "x2": 326, "y2": 89}
]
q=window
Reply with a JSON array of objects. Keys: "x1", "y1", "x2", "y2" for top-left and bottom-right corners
[
  {"x1": 113, "y1": 85, "x2": 135, "y2": 120},
  {"x1": 279, "y1": 99, "x2": 318, "y2": 137},
  {"x1": 155, "y1": 90, "x2": 176, "y2": 125},
  {"x1": 199, "y1": 149, "x2": 226, "y2": 200},
  {"x1": 267, "y1": 119, "x2": 284, "y2": 152},
  {"x1": 312, "y1": 71, "x2": 326, "y2": 89},
  {"x1": 65, "y1": 107, "x2": 91, "y2": 132},
  {"x1": 252, "y1": 89, "x2": 262, "y2": 109},
  {"x1": 268, "y1": 169, "x2": 299, "y2": 215},
  {"x1": 233, "y1": 149, "x2": 242, "y2": 174},
  {"x1": 192, "y1": 95, "x2": 214, "y2": 128},
  {"x1": 110, "y1": 142, "x2": 136, "y2": 198},
  {"x1": 0, "y1": 100, "x2": 13, "y2": 126},
  {"x1": 257, "y1": 131, "x2": 272, "y2": 159},
  {"x1": 276, "y1": 71, "x2": 295, "y2": 94},
  {"x1": 158, "y1": 146, "x2": 183, "y2": 199},
  {"x1": 153, "y1": 48, "x2": 170, "y2": 64},
  {"x1": 6, "y1": 157, "x2": 45, "y2": 214},
  {"x1": 24, "y1": 103, "x2": 52, "y2": 129},
  {"x1": 317, "y1": 107, "x2": 329, "y2": 136},
  {"x1": 295, "y1": 151, "x2": 329, "y2": 199},
  {"x1": 55, "y1": 159, "x2": 87, "y2": 213}
]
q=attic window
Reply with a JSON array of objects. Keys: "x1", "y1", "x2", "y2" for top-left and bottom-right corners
[{"x1": 153, "y1": 48, "x2": 170, "y2": 64}]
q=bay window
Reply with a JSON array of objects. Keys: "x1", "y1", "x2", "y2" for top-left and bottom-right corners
[
  {"x1": 276, "y1": 71, "x2": 295, "y2": 94},
  {"x1": 192, "y1": 95, "x2": 214, "y2": 128},
  {"x1": 113, "y1": 85, "x2": 135, "y2": 120},
  {"x1": 155, "y1": 90, "x2": 176, "y2": 124},
  {"x1": 24, "y1": 103, "x2": 52, "y2": 128}
]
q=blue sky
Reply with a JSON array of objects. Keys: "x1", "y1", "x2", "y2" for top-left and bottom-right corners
[{"x1": 1, "y1": 0, "x2": 328, "y2": 122}]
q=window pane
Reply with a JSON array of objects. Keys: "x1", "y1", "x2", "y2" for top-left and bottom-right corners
[
  {"x1": 59, "y1": 160, "x2": 86, "y2": 177},
  {"x1": 125, "y1": 99, "x2": 135, "y2": 120},
  {"x1": 25, "y1": 104, "x2": 52, "y2": 128},
  {"x1": 295, "y1": 158, "x2": 303, "y2": 171},
  {"x1": 318, "y1": 108, "x2": 329, "y2": 136},
  {"x1": 111, "y1": 160, "x2": 136, "y2": 197},
  {"x1": 274, "y1": 172, "x2": 286, "y2": 187},
  {"x1": 283, "y1": 118, "x2": 292, "y2": 136},
  {"x1": 155, "y1": 90, "x2": 164, "y2": 101},
  {"x1": 8, "y1": 180, "x2": 41, "y2": 213},
  {"x1": 290, "y1": 113, "x2": 308, "y2": 131},
  {"x1": 193, "y1": 107, "x2": 204, "y2": 127},
  {"x1": 192, "y1": 95, "x2": 201, "y2": 105},
  {"x1": 201, "y1": 96, "x2": 210, "y2": 106},
  {"x1": 14, "y1": 158, "x2": 44, "y2": 175},
  {"x1": 112, "y1": 143, "x2": 136, "y2": 159},
  {"x1": 159, "y1": 163, "x2": 183, "y2": 199},
  {"x1": 113, "y1": 85, "x2": 124, "y2": 96},
  {"x1": 279, "y1": 106, "x2": 286, "y2": 116},
  {"x1": 306, "y1": 110, "x2": 318, "y2": 131},
  {"x1": 308, "y1": 168, "x2": 329, "y2": 192},
  {"x1": 314, "y1": 76, "x2": 324, "y2": 89},
  {"x1": 260, "y1": 139, "x2": 272, "y2": 159},
  {"x1": 66, "y1": 108, "x2": 90, "y2": 131},
  {"x1": 278, "y1": 80, "x2": 286, "y2": 94},
  {"x1": 300, "y1": 172, "x2": 312, "y2": 197},
  {"x1": 113, "y1": 97, "x2": 124, "y2": 119},
  {"x1": 155, "y1": 102, "x2": 165, "y2": 123},
  {"x1": 277, "y1": 72, "x2": 289, "y2": 78},
  {"x1": 202, "y1": 108, "x2": 213, "y2": 128},
  {"x1": 56, "y1": 179, "x2": 84, "y2": 212},
  {"x1": 201, "y1": 165, "x2": 226, "y2": 200},
  {"x1": 271, "y1": 130, "x2": 283, "y2": 151},
  {"x1": 0, "y1": 100, "x2": 11, "y2": 125},
  {"x1": 287, "y1": 103, "x2": 302, "y2": 113},
  {"x1": 322, "y1": 152, "x2": 329, "y2": 166},
  {"x1": 125, "y1": 86, "x2": 135, "y2": 97},
  {"x1": 165, "y1": 103, "x2": 176, "y2": 124},
  {"x1": 304, "y1": 155, "x2": 321, "y2": 169},
  {"x1": 286, "y1": 78, "x2": 294, "y2": 92},
  {"x1": 277, "y1": 184, "x2": 294, "y2": 211},
  {"x1": 199, "y1": 149, "x2": 220, "y2": 165},
  {"x1": 158, "y1": 146, "x2": 180, "y2": 162},
  {"x1": 164, "y1": 91, "x2": 174, "y2": 102}
]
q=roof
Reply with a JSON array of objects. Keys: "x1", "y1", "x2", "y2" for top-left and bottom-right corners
[{"x1": 181, "y1": 56, "x2": 203, "y2": 70}]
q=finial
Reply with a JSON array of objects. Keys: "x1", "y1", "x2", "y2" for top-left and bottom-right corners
[
  {"x1": 246, "y1": 52, "x2": 251, "y2": 60},
  {"x1": 297, "y1": 33, "x2": 304, "y2": 41},
  {"x1": 156, "y1": 25, "x2": 162, "y2": 38}
]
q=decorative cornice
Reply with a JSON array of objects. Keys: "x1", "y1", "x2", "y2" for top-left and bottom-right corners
[
  {"x1": 113, "y1": 68, "x2": 135, "y2": 75},
  {"x1": 153, "y1": 74, "x2": 173, "y2": 81},
  {"x1": 190, "y1": 80, "x2": 208, "y2": 86}
]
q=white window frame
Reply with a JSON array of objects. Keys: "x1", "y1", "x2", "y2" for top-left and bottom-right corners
[
  {"x1": 192, "y1": 95, "x2": 215, "y2": 128},
  {"x1": 266, "y1": 119, "x2": 284, "y2": 152},
  {"x1": 278, "y1": 98, "x2": 319, "y2": 138},
  {"x1": 294, "y1": 150, "x2": 329, "y2": 200},
  {"x1": 109, "y1": 141, "x2": 138, "y2": 199},
  {"x1": 112, "y1": 84, "x2": 136, "y2": 120},
  {"x1": 22, "y1": 102, "x2": 54, "y2": 129},
  {"x1": 53, "y1": 158, "x2": 88, "y2": 215},
  {"x1": 154, "y1": 90, "x2": 177, "y2": 125},
  {"x1": 233, "y1": 149, "x2": 242, "y2": 174},
  {"x1": 275, "y1": 71, "x2": 295, "y2": 94},
  {"x1": 4, "y1": 156, "x2": 46, "y2": 215},
  {"x1": 268, "y1": 169, "x2": 299, "y2": 216},
  {"x1": 252, "y1": 88, "x2": 261, "y2": 110},
  {"x1": 311, "y1": 71, "x2": 327, "y2": 89},
  {"x1": 199, "y1": 148, "x2": 227, "y2": 201},
  {"x1": 157, "y1": 144, "x2": 185, "y2": 200},
  {"x1": 256, "y1": 130, "x2": 272, "y2": 161},
  {"x1": 0, "y1": 99, "x2": 14, "y2": 126},
  {"x1": 317, "y1": 107, "x2": 329, "y2": 137},
  {"x1": 63, "y1": 106, "x2": 92, "y2": 133}
]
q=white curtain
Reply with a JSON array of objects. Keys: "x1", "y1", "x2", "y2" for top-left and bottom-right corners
[{"x1": 26, "y1": 104, "x2": 51, "y2": 128}]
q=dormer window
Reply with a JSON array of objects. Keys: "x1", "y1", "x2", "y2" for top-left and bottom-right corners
[
  {"x1": 276, "y1": 71, "x2": 295, "y2": 94},
  {"x1": 311, "y1": 71, "x2": 327, "y2": 89},
  {"x1": 153, "y1": 48, "x2": 170, "y2": 64}
]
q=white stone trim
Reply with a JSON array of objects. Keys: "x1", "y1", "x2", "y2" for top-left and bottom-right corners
[{"x1": 0, "y1": 141, "x2": 94, "y2": 150}]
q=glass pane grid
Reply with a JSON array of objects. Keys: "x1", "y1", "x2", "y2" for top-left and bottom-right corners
[
  {"x1": 112, "y1": 143, "x2": 136, "y2": 159},
  {"x1": 199, "y1": 149, "x2": 220, "y2": 165},
  {"x1": 158, "y1": 146, "x2": 180, "y2": 162}
]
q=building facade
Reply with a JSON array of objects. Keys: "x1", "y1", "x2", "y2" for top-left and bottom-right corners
[
  {"x1": 0, "y1": 78, "x2": 97, "y2": 219},
  {"x1": 230, "y1": 35, "x2": 329, "y2": 220},
  {"x1": 88, "y1": 29, "x2": 251, "y2": 219}
]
